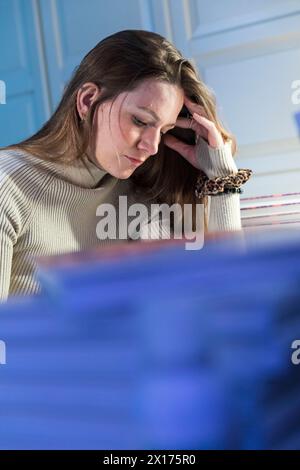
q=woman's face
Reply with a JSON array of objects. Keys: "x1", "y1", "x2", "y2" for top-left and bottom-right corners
[{"x1": 88, "y1": 79, "x2": 184, "y2": 179}]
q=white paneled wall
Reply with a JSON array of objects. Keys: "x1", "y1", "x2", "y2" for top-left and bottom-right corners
[{"x1": 39, "y1": 0, "x2": 153, "y2": 108}]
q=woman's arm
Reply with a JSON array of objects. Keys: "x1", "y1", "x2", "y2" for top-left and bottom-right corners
[
  {"x1": 134, "y1": 95, "x2": 250, "y2": 240},
  {"x1": 0, "y1": 156, "x2": 28, "y2": 301},
  {"x1": 0, "y1": 204, "x2": 17, "y2": 301},
  {"x1": 163, "y1": 96, "x2": 249, "y2": 234},
  {"x1": 137, "y1": 137, "x2": 241, "y2": 240},
  {"x1": 196, "y1": 137, "x2": 242, "y2": 232}
]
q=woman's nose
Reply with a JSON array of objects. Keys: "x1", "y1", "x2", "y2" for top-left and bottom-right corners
[{"x1": 137, "y1": 129, "x2": 161, "y2": 156}]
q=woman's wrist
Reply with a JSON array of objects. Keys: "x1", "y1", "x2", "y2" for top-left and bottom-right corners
[{"x1": 195, "y1": 136, "x2": 238, "y2": 179}]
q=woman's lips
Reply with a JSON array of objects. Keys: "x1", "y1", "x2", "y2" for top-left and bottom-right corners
[{"x1": 124, "y1": 155, "x2": 144, "y2": 166}]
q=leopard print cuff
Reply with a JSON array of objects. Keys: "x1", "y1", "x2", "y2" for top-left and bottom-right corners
[{"x1": 195, "y1": 168, "x2": 252, "y2": 198}]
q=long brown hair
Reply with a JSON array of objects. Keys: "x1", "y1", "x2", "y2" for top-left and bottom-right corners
[{"x1": 3, "y1": 29, "x2": 236, "y2": 229}]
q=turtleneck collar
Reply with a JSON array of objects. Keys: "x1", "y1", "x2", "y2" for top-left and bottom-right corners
[
  {"x1": 28, "y1": 153, "x2": 112, "y2": 189},
  {"x1": 15, "y1": 148, "x2": 114, "y2": 189},
  {"x1": 59, "y1": 154, "x2": 110, "y2": 188}
]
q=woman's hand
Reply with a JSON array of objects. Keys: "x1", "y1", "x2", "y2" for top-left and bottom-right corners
[{"x1": 163, "y1": 96, "x2": 225, "y2": 170}]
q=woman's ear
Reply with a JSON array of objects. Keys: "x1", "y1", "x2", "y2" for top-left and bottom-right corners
[{"x1": 76, "y1": 82, "x2": 101, "y2": 120}]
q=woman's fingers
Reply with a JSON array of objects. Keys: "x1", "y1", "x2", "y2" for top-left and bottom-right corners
[
  {"x1": 163, "y1": 134, "x2": 198, "y2": 168},
  {"x1": 192, "y1": 112, "x2": 224, "y2": 148},
  {"x1": 192, "y1": 112, "x2": 215, "y2": 130},
  {"x1": 175, "y1": 117, "x2": 192, "y2": 128},
  {"x1": 163, "y1": 134, "x2": 191, "y2": 156},
  {"x1": 184, "y1": 96, "x2": 225, "y2": 148},
  {"x1": 165, "y1": 96, "x2": 225, "y2": 166},
  {"x1": 184, "y1": 96, "x2": 207, "y2": 116},
  {"x1": 175, "y1": 116, "x2": 208, "y2": 139}
]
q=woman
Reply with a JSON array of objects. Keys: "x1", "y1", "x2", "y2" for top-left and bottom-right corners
[{"x1": 0, "y1": 29, "x2": 251, "y2": 301}]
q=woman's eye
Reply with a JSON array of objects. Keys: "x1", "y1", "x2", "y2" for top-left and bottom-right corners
[
  {"x1": 132, "y1": 116, "x2": 164, "y2": 137},
  {"x1": 132, "y1": 116, "x2": 147, "y2": 127}
]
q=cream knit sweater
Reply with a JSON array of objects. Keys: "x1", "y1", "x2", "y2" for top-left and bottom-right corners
[{"x1": 0, "y1": 138, "x2": 241, "y2": 300}]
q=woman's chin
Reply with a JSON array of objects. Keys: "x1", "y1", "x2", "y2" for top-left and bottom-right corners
[
  {"x1": 118, "y1": 170, "x2": 135, "y2": 179},
  {"x1": 109, "y1": 166, "x2": 135, "y2": 180}
]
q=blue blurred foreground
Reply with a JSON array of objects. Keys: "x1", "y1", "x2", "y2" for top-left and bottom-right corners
[{"x1": 0, "y1": 229, "x2": 300, "y2": 449}]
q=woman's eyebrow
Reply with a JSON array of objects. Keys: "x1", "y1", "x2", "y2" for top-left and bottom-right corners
[{"x1": 137, "y1": 106, "x2": 176, "y2": 127}]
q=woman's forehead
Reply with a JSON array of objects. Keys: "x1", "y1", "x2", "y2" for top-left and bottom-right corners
[{"x1": 125, "y1": 81, "x2": 184, "y2": 112}]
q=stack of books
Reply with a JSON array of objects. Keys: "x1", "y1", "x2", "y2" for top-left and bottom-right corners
[
  {"x1": 241, "y1": 192, "x2": 300, "y2": 231},
  {"x1": 0, "y1": 229, "x2": 300, "y2": 449}
]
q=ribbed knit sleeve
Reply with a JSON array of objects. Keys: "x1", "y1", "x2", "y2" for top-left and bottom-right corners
[
  {"x1": 195, "y1": 137, "x2": 242, "y2": 232},
  {"x1": 0, "y1": 209, "x2": 16, "y2": 301},
  {"x1": 0, "y1": 151, "x2": 55, "y2": 301},
  {"x1": 139, "y1": 138, "x2": 242, "y2": 240},
  {"x1": 0, "y1": 170, "x2": 23, "y2": 301}
]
